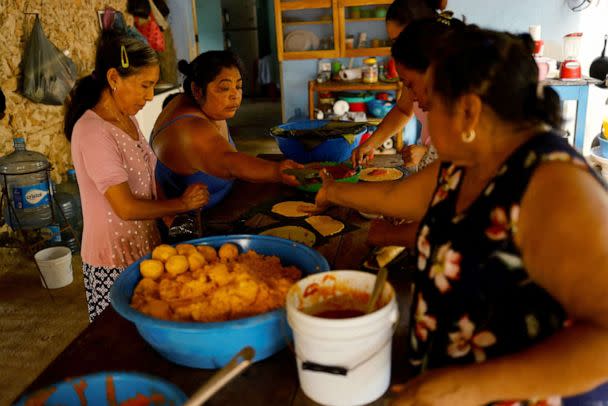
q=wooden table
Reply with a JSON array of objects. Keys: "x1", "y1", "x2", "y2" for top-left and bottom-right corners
[{"x1": 16, "y1": 156, "x2": 416, "y2": 405}]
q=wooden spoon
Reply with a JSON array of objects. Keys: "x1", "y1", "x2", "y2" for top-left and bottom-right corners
[{"x1": 366, "y1": 267, "x2": 388, "y2": 314}]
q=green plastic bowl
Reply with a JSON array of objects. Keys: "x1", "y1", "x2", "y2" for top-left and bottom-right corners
[{"x1": 296, "y1": 162, "x2": 360, "y2": 193}]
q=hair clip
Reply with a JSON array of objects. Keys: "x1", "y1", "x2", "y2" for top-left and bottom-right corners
[
  {"x1": 437, "y1": 10, "x2": 454, "y2": 26},
  {"x1": 120, "y1": 45, "x2": 129, "y2": 69}
]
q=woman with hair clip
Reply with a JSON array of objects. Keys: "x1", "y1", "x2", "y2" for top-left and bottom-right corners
[
  {"x1": 314, "y1": 26, "x2": 608, "y2": 405},
  {"x1": 65, "y1": 31, "x2": 208, "y2": 322},
  {"x1": 351, "y1": 0, "x2": 448, "y2": 171},
  {"x1": 150, "y1": 51, "x2": 302, "y2": 210}
]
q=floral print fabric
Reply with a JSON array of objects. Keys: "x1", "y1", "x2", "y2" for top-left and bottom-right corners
[{"x1": 409, "y1": 133, "x2": 605, "y2": 405}]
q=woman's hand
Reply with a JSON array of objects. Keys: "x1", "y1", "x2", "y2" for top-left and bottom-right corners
[
  {"x1": 351, "y1": 142, "x2": 376, "y2": 167},
  {"x1": 402, "y1": 145, "x2": 428, "y2": 168},
  {"x1": 179, "y1": 183, "x2": 209, "y2": 211},
  {"x1": 278, "y1": 159, "x2": 304, "y2": 186},
  {"x1": 390, "y1": 369, "x2": 479, "y2": 406},
  {"x1": 310, "y1": 169, "x2": 335, "y2": 213}
]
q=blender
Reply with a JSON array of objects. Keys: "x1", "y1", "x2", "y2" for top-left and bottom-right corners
[{"x1": 560, "y1": 32, "x2": 583, "y2": 80}]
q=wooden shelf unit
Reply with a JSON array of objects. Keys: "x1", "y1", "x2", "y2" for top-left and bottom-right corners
[
  {"x1": 275, "y1": 0, "x2": 391, "y2": 61},
  {"x1": 308, "y1": 80, "x2": 405, "y2": 150}
]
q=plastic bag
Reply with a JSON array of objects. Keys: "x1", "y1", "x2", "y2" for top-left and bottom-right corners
[
  {"x1": 22, "y1": 16, "x2": 77, "y2": 105},
  {"x1": 135, "y1": 14, "x2": 165, "y2": 52}
]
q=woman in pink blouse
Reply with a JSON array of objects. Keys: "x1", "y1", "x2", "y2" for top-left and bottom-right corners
[{"x1": 64, "y1": 31, "x2": 208, "y2": 322}]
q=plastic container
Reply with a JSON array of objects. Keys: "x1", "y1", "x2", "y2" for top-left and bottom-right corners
[
  {"x1": 362, "y1": 58, "x2": 378, "y2": 84},
  {"x1": 286, "y1": 271, "x2": 398, "y2": 406},
  {"x1": 111, "y1": 235, "x2": 330, "y2": 369},
  {"x1": 599, "y1": 135, "x2": 608, "y2": 158},
  {"x1": 56, "y1": 169, "x2": 83, "y2": 234},
  {"x1": 54, "y1": 191, "x2": 80, "y2": 253},
  {"x1": 0, "y1": 137, "x2": 52, "y2": 229},
  {"x1": 367, "y1": 99, "x2": 395, "y2": 118},
  {"x1": 34, "y1": 246, "x2": 73, "y2": 289},
  {"x1": 14, "y1": 371, "x2": 187, "y2": 406},
  {"x1": 271, "y1": 120, "x2": 367, "y2": 163}
]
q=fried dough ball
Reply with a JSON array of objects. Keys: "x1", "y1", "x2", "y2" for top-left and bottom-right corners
[
  {"x1": 208, "y1": 263, "x2": 232, "y2": 286},
  {"x1": 176, "y1": 244, "x2": 197, "y2": 256},
  {"x1": 196, "y1": 245, "x2": 218, "y2": 262},
  {"x1": 219, "y1": 243, "x2": 239, "y2": 261},
  {"x1": 151, "y1": 244, "x2": 177, "y2": 262},
  {"x1": 188, "y1": 252, "x2": 206, "y2": 271},
  {"x1": 139, "y1": 259, "x2": 164, "y2": 280},
  {"x1": 165, "y1": 255, "x2": 189, "y2": 276},
  {"x1": 142, "y1": 299, "x2": 172, "y2": 320}
]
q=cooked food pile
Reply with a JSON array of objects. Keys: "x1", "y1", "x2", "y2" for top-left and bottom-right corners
[{"x1": 131, "y1": 243, "x2": 302, "y2": 322}]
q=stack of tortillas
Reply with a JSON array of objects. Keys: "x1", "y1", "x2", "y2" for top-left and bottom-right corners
[{"x1": 359, "y1": 167, "x2": 403, "y2": 182}]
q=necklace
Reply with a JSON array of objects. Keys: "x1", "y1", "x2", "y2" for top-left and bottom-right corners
[{"x1": 102, "y1": 96, "x2": 138, "y2": 140}]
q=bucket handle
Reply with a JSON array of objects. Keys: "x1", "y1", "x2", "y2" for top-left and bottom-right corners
[{"x1": 293, "y1": 308, "x2": 400, "y2": 377}]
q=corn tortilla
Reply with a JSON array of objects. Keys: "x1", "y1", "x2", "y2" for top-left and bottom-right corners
[
  {"x1": 259, "y1": 226, "x2": 316, "y2": 247},
  {"x1": 359, "y1": 167, "x2": 403, "y2": 182},
  {"x1": 271, "y1": 201, "x2": 316, "y2": 217},
  {"x1": 305, "y1": 215, "x2": 345, "y2": 237}
]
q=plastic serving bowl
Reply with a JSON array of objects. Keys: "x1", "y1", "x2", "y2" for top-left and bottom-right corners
[
  {"x1": 271, "y1": 120, "x2": 367, "y2": 163},
  {"x1": 14, "y1": 372, "x2": 187, "y2": 406},
  {"x1": 110, "y1": 235, "x2": 330, "y2": 369}
]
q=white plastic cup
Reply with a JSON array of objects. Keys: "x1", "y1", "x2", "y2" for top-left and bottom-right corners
[
  {"x1": 34, "y1": 246, "x2": 73, "y2": 289},
  {"x1": 286, "y1": 271, "x2": 399, "y2": 406}
]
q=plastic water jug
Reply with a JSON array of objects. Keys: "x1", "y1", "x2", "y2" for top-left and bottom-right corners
[
  {"x1": 56, "y1": 169, "x2": 82, "y2": 237},
  {"x1": 0, "y1": 138, "x2": 52, "y2": 229},
  {"x1": 54, "y1": 191, "x2": 79, "y2": 253}
]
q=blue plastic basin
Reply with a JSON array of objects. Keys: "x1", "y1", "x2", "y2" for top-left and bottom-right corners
[
  {"x1": 271, "y1": 120, "x2": 367, "y2": 163},
  {"x1": 599, "y1": 136, "x2": 608, "y2": 158},
  {"x1": 14, "y1": 372, "x2": 187, "y2": 406},
  {"x1": 110, "y1": 235, "x2": 329, "y2": 369},
  {"x1": 367, "y1": 99, "x2": 395, "y2": 118}
]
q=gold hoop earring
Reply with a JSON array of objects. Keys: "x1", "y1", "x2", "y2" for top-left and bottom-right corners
[{"x1": 462, "y1": 130, "x2": 476, "y2": 143}]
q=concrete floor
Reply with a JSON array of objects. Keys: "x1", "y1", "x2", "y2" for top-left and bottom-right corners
[{"x1": 0, "y1": 99, "x2": 283, "y2": 404}]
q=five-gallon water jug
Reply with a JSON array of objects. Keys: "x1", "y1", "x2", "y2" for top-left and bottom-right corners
[
  {"x1": 54, "y1": 191, "x2": 79, "y2": 253},
  {"x1": 0, "y1": 138, "x2": 52, "y2": 229},
  {"x1": 56, "y1": 169, "x2": 82, "y2": 237}
]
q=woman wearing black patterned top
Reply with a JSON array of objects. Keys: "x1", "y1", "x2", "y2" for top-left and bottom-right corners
[{"x1": 312, "y1": 27, "x2": 608, "y2": 405}]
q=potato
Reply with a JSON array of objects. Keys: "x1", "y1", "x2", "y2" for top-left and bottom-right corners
[
  {"x1": 151, "y1": 244, "x2": 178, "y2": 263},
  {"x1": 219, "y1": 243, "x2": 239, "y2": 261},
  {"x1": 196, "y1": 245, "x2": 218, "y2": 262},
  {"x1": 165, "y1": 255, "x2": 189, "y2": 276},
  {"x1": 188, "y1": 252, "x2": 206, "y2": 270},
  {"x1": 176, "y1": 243, "x2": 197, "y2": 256},
  {"x1": 139, "y1": 259, "x2": 164, "y2": 280}
]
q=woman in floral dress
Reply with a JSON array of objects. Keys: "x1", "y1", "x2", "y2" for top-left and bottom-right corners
[{"x1": 313, "y1": 26, "x2": 608, "y2": 405}]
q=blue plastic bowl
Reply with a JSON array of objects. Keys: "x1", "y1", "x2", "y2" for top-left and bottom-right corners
[
  {"x1": 367, "y1": 99, "x2": 395, "y2": 118},
  {"x1": 271, "y1": 120, "x2": 367, "y2": 163},
  {"x1": 14, "y1": 372, "x2": 187, "y2": 406},
  {"x1": 110, "y1": 235, "x2": 329, "y2": 369},
  {"x1": 599, "y1": 136, "x2": 608, "y2": 158}
]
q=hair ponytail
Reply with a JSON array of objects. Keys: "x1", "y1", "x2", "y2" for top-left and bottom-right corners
[{"x1": 64, "y1": 75, "x2": 105, "y2": 141}]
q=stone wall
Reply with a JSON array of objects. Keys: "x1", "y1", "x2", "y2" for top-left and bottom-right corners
[{"x1": 0, "y1": 0, "x2": 129, "y2": 182}]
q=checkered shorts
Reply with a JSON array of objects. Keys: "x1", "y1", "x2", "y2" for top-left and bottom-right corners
[{"x1": 82, "y1": 263, "x2": 124, "y2": 323}]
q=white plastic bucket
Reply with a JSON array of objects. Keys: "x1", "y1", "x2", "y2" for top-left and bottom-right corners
[
  {"x1": 286, "y1": 270, "x2": 399, "y2": 406},
  {"x1": 34, "y1": 246, "x2": 73, "y2": 289}
]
